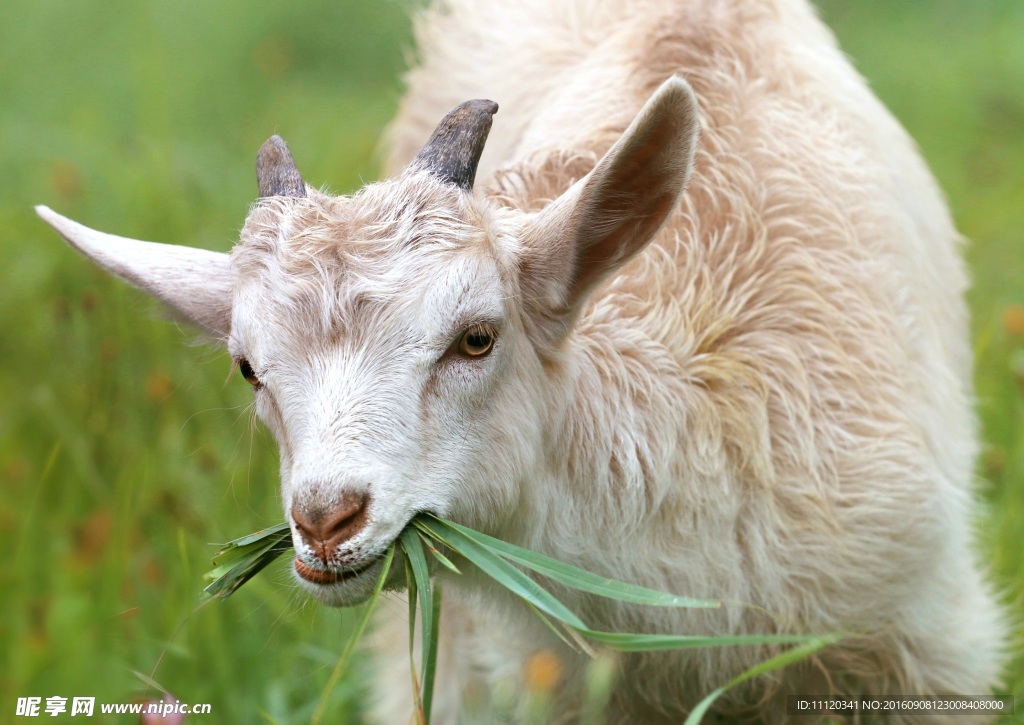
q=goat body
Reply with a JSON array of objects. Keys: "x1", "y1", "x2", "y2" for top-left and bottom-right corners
[{"x1": 39, "y1": 0, "x2": 1004, "y2": 722}]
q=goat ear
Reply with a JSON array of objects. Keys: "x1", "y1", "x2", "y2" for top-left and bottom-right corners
[
  {"x1": 522, "y1": 76, "x2": 700, "y2": 342},
  {"x1": 36, "y1": 205, "x2": 234, "y2": 340}
]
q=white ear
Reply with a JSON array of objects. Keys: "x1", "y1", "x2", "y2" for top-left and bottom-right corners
[
  {"x1": 522, "y1": 75, "x2": 700, "y2": 338},
  {"x1": 36, "y1": 205, "x2": 234, "y2": 339}
]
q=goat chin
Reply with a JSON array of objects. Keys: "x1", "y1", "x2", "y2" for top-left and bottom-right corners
[
  {"x1": 293, "y1": 555, "x2": 391, "y2": 608},
  {"x1": 40, "y1": 0, "x2": 1006, "y2": 722}
]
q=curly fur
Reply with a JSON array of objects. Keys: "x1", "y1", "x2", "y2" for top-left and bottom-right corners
[{"x1": 371, "y1": 0, "x2": 1005, "y2": 722}]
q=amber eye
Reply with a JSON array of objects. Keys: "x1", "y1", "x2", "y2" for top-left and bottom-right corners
[
  {"x1": 238, "y1": 359, "x2": 260, "y2": 387},
  {"x1": 457, "y1": 326, "x2": 495, "y2": 357}
]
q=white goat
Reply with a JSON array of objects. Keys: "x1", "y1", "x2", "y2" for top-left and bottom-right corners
[{"x1": 39, "y1": 0, "x2": 1004, "y2": 721}]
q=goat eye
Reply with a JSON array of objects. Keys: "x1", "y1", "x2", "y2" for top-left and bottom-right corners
[
  {"x1": 238, "y1": 359, "x2": 260, "y2": 387},
  {"x1": 457, "y1": 326, "x2": 495, "y2": 357}
]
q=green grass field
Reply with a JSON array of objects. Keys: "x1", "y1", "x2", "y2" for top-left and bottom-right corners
[{"x1": 1, "y1": 1, "x2": 1021, "y2": 722}]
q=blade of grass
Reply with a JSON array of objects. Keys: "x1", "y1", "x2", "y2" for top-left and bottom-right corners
[
  {"x1": 417, "y1": 518, "x2": 829, "y2": 656},
  {"x1": 578, "y1": 630, "x2": 825, "y2": 652},
  {"x1": 402, "y1": 528, "x2": 435, "y2": 724},
  {"x1": 418, "y1": 530, "x2": 461, "y2": 574},
  {"x1": 421, "y1": 516, "x2": 719, "y2": 609},
  {"x1": 202, "y1": 524, "x2": 293, "y2": 600},
  {"x1": 131, "y1": 669, "x2": 170, "y2": 696},
  {"x1": 414, "y1": 519, "x2": 587, "y2": 630},
  {"x1": 310, "y1": 545, "x2": 395, "y2": 725},
  {"x1": 682, "y1": 634, "x2": 842, "y2": 725},
  {"x1": 204, "y1": 538, "x2": 284, "y2": 576},
  {"x1": 422, "y1": 585, "x2": 442, "y2": 722},
  {"x1": 402, "y1": 529, "x2": 435, "y2": 671},
  {"x1": 222, "y1": 523, "x2": 291, "y2": 548},
  {"x1": 202, "y1": 542, "x2": 293, "y2": 600},
  {"x1": 404, "y1": 553, "x2": 425, "y2": 724},
  {"x1": 524, "y1": 601, "x2": 582, "y2": 652}
]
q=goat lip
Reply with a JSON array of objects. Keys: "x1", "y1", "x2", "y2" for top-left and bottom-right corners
[{"x1": 293, "y1": 556, "x2": 375, "y2": 585}]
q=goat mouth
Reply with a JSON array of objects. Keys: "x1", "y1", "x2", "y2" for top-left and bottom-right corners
[{"x1": 293, "y1": 556, "x2": 377, "y2": 585}]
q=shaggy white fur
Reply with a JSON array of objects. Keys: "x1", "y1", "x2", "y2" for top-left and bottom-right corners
[{"x1": 39, "y1": 0, "x2": 1005, "y2": 722}]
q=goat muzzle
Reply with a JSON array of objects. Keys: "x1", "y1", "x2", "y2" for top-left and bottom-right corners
[{"x1": 291, "y1": 491, "x2": 370, "y2": 566}]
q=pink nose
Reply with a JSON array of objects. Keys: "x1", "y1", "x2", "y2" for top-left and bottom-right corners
[{"x1": 291, "y1": 492, "x2": 370, "y2": 563}]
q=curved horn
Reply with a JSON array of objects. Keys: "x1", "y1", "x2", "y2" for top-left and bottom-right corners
[
  {"x1": 257, "y1": 135, "x2": 306, "y2": 199},
  {"x1": 411, "y1": 99, "x2": 498, "y2": 190}
]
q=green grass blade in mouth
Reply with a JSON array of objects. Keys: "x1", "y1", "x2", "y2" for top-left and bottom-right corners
[
  {"x1": 414, "y1": 517, "x2": 834, "y2": 672},
  {"x1": 414, "y1": 518, "x2": 587, "y2": 630},
  {"x1": 202, "y1": 524, "x2": 293, "y2": 601},
  {"x1": 402, "y1": 528, "x2": 435, "y2": 672},
  {"x1": 577, "y1": 630, "x2": 828, "y2": 652},
  {"x1": 418, "y1": 530, "x2": 461, "y2": 574},
  {"x1": 420, "y1": 515, "x2": 719, "y2": 609},
  {"x1": 202, "y1": 516, "x2": 839, "y2": 723},
  {"x1": 220, "y1": 523, "x2": 292, "y2": 549},
  {"x1": 401, "y1": 527, "x2": 438, "y2": 724},
  {"x1": 422, "y1": 585, "x2": 442, "y2": 723},
  {"x1": 403, "y1": 548, "x2": 425, "y2": 723},
  {"x1": 523, "y1": 601, "x2": 585, "y2": 652}
]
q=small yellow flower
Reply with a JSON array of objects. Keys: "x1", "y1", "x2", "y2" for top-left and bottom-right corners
[
  {"x1": 525, "y1": 650, "x2": 562, "y2": 694},
  {"x1": 1002, "y1": 304, "x2": 1024, "y2": 337},
  {"x1": 145, "y1": 371, "x2": 174, "y2": 402}
]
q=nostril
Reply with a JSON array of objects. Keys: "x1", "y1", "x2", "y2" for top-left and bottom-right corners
[
  {"x1": 291, "y1": 510, "x2": 319, "y2": 546},
  {"x1": 317, "y1": 494, "x2": 369, "y2": 543},
  {"x1": 291, "y1": 492, "x2": 371, "y2": 557}
]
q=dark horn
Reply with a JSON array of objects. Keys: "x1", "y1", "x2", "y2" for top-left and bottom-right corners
[
  {"x1": 411, "y1": 99, "x2": 498, "y2": 191},
  {"x1": 257, "y1": 135, "x2": 306, "y2": 199}
]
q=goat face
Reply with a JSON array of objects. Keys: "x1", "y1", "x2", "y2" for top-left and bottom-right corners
[
  {"x1": 37, "y1": 76, "x2": 700, "y2": 606},
  {"x1": 229, "y1": 174, "x2": 542, "y2": 605}
]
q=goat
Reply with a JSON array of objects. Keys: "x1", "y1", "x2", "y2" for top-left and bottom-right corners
[{"x1": 38, "y1": 0, "x2": 1005, "y2": 721}]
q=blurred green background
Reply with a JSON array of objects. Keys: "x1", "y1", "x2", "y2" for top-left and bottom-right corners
[{"x1": 1, "y1": 1, "x2": 1021, "y2": 722}]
